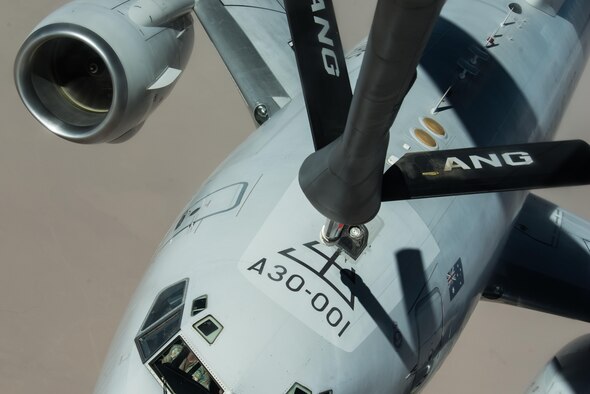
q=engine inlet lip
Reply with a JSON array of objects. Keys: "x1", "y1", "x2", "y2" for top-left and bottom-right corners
[{"x1": 14, "y1": 23, "x2": 128, "y2": 143}]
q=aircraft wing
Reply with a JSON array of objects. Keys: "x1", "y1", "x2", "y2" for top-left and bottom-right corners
[
  {"x1": 194, "y1": 0, "x2": 298, "y2": 124},
  {"x1": 483, "y1": 193, "x2": 590, "y2": 323}
]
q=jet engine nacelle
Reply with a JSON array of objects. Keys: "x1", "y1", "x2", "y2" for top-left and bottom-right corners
[
  {"x1": 526, "y1": 334, "x2": 590, "y2": 394},
  {"x1": 14, "y1": 0, "x2": 194, "y2": 143}
]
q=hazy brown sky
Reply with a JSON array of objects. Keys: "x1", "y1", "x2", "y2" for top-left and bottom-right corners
[{"x1": 1, "y1": 1, "x2": 589, "y2": 393}]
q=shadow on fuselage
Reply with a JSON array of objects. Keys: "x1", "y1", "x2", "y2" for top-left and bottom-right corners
[
  {"x1": 340, "y1": 249, "x2": 440, "y2": 379},
  {"x1": 559, "y1": 0, "x2": 590, "y2": 53},
  {"x1": 420, "y1": 17, "x2": 539, "y2": 147}
]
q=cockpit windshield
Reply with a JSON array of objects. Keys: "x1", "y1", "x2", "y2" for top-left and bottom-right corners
[
  {"x1": 150, "y1": 337, "x2": 224, "y2": 394},
  {"x1": 136, "y1": 279, "x2": 188, "y2": 362},
  {"x1": 142, "y1": 280, "x2": 187, "y2": 331}
]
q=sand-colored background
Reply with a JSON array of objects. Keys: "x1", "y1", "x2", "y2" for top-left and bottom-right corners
[{"x1": 1, "y1": 1, "x2": 589, "y2": 393}]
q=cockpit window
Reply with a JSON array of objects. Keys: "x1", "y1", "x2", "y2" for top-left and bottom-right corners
[
  {"x1": 136, "y1": 310, "x2": 182, "y2": 363},
  {"x1": 191, "y1": 295, "x2": 208, "y2": 317},
  {"x1": 142, "y1": 279, "x2": 188, "y2": 331},
  {"x1": 136, "y1": 279, "x2": 188, "y2": 362},
  {"x1": 193, "y1": 315, "x2": 223, "y2": 344},
  {"x1": 150, "y1": 336, "x2": 224, "y2": 394},
  {"x1": 287, "y1": 383, "x2": 312, "y2": 394}
]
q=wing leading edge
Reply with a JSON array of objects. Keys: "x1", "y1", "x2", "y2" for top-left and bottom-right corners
[
  {"x1": 194, "y1": 0, "x2": 298, "y2": 124},
  {"x1": 483, "y1": 193, "x2": 590, "y2": 322}
]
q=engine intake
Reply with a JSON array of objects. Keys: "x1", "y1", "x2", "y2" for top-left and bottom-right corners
[{"x1": 15, "y1": 0, "x2": 194, "y2": 143}]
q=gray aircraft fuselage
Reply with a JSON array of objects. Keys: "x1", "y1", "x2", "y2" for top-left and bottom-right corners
[{"x1": 95, "y1": 0, "x2": 590, "y2": 393}]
